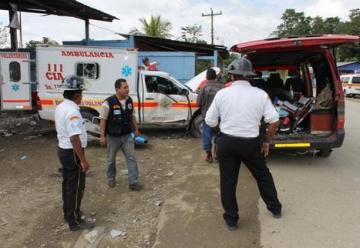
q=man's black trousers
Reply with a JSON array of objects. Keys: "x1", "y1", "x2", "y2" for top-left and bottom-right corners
[
  {"x1": 57, "y1": 148, "x2": 85, "y2": 227},
  {"x1": 217, "y1": 133, "x2": 282, "y2": 226}
]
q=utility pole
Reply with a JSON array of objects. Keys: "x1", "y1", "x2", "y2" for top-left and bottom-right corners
[{"x1": 202, "y1": 8, "x2": 222, "y2": 45}]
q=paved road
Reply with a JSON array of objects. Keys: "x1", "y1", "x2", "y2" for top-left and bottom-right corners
[
  {"x1": 154, "y1": 99, "x2": 360, "y2": 248},
  {"x1": 259, "y1": 99, "x2": 360, "y2": 248}
]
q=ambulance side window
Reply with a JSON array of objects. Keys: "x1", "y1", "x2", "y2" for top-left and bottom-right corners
[
  {"x1": 76, "y1": 63, "x2": 99, "y2": 79},
  {"x1": 341, "y1": 77, "x2": 350, "y2": 84},
  {"x1": 145, "y1": 76, "x2": 181, "y2": 95},
  {"x1": 9, "y1": 61, "x2": 21, "y2": 82}
]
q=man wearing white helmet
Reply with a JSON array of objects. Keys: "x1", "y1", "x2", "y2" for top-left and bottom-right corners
[
  {"x1": 205, "y1": 58, "x2": 282, "y2": 231},
  {"x1": 55, "y1": 75, "x2": 94, "y2": 231}
]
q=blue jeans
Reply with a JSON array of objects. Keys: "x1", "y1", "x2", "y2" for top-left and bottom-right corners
[
  {"x1": 106, "y1": 134, "x2": 139, "y2": 184},
  {"x1": 202, "y1": 121, "x2": 214, "y2": 152}
]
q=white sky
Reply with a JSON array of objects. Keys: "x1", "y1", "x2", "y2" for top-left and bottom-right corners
[{"x1": 0, "y1": 0, "x2": 359, "y2": 48}]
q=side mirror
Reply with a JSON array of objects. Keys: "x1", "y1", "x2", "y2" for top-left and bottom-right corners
[{"x1": 180, "y1": 88, "x2": 189, "y2": 96}]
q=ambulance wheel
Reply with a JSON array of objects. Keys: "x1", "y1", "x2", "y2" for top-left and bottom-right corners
[
  {"x1": 318, "y1": 149, "x2": 332, "y2": 157},
  {"x1": 190, "y1": 115, "x2": 203, "y2": 138}
]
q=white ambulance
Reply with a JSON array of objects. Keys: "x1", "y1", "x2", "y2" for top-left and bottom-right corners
[
  {"x1": 0, "y1": 52, "x2": 32, "y2": 110},
  {"x1": 36, "y1": 46, "x2": 206, "y2": 137},
  {"x1": 340, "y1": 74, "x2": 360, "y2": 97}
]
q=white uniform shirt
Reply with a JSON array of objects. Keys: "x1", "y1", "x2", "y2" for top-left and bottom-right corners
[
  {"x1": 55, "y1": 99, "x2": 87, "y2": 149},
  {"x1": 205, "y1": 80, "x2": 279, "y2": 138}
]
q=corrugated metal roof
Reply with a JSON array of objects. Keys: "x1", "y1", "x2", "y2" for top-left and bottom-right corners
[
  {"x1": 121, "y1": 34, "x2": 229, "y2": 58},
  {"x1": 0, "y1": 0, "x2": 117, "y2": 21}
]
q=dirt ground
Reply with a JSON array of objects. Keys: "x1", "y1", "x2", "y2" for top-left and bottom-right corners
[
  {"x1": 3, "y1": 100, "x2": 360, "y2": 248},
  {"x1": 0, "y1": 126, "x2": 263, "y2": 248}
]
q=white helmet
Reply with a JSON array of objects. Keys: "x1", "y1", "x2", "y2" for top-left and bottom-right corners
[
  {"x1": 61, "y1": 75, "x2": 85, "y2": 91},
  {"x1": 227, "y1": 57, "x2": 256, "y2": 76}
]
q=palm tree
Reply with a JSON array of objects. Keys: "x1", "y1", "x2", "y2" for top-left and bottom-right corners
[{"x1": 130, "y1": 15, "x2": 172, "y2": 38}]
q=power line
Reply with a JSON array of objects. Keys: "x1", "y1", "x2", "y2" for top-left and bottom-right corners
[
  {"x1": 89, "y1": 22, "x2": 124, "y2": 37},
  {"x1": 202, "y1": 8, "x2": 222, "y2": 45}
]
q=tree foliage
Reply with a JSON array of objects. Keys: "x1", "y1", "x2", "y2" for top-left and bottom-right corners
[
  {"x1": 311, "y1": 17, "x2": 341, "y2": 34},
  {"x1": 181, "y1": 24, "x2": 206, "y2": 43},
  {"x1": 130, "y1": 15, "x2": 172, "y2": 38},
  {"x1": 272, "y1": 9, "x2": 312, "y2": 37},
  {"x1": 223, "y1": 53, "x2": 240, "y2": 69},
  {"x1": 25, "y1": 37, "x2": 59, "y2": 48},
  {"x1": 272, "y1": 8, "x2": 360, "y2": 61},
  {"x1": 0, "y1": 23, "x2": 10, "y2": 48}
]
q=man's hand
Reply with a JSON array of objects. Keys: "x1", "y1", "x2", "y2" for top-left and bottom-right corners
[
  {"x1": 80, "y1": 160, "x2": 89, "y2": 172},
  {"x1": 261, "y1": 142, "x2": 270, "y2": 157},
  {"x1": 100, "y1": 135, "x2": 106, "y2": 146},
  {"x1": 134, "y1": 129, "x2": 140, "y2": 137}
]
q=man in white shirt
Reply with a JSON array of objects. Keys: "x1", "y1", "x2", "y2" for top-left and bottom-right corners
[
  {"x1": 55, "y1": 75, "x2": 94, "y2": 231},
  {"x1": 205, "y1": 58, "x2": 282, "y2": 231}
]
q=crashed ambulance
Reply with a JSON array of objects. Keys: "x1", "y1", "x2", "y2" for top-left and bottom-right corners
[{"x1": 35, "y1": 46, "x2": 208, "y2": 137}]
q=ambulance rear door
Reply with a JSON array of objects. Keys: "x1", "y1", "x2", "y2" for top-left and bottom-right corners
[{"x1": 0, "y1": 52, "x2": 32, "y2": 110}]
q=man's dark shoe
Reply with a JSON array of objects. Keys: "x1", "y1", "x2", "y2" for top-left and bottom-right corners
[
  {"x1": 226, "y1": 223, "x2": 238, "y2": 231},
  {"x1": 64, "y1": 211, "x2": 84, "y2": 223},
  {"x1": 129, "y1": 183, "x2": 143, "y2": 191},
  {"x1": 69, "y1": 220, "x2": 95, "y2": 231},
  {"x1": 205, "y1": 151, "x2": 213, "y2": 163},
  {"x1": 108, "y1": 180, "x2": 116, "y2": 188},
  {"x1": 272, "y1": 212, "x2": 282, "y2": 219}
]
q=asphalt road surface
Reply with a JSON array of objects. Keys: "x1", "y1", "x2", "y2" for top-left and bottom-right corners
[{"x1": 257, "y1": 98, "x2": 360, "y2": 248}]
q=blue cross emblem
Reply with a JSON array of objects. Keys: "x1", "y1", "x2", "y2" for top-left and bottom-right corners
[
  {"x1": 11, "y1": 84, "x2": 20, "y2": 92},
  {"x1": 121, "y1": 65, "x2": 132, "y2": 77}
]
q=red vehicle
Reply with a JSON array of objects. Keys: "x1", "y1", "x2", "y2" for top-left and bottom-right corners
[{"x1": 230, "y1": 34, "x2": 359, "y2": 157}]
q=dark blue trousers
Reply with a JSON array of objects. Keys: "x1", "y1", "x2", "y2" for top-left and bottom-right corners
[
  {"x1": 57, "y1": 148, "x2": 85, "y2": 227},
  {"x1": 216, "y1": 133, "x2": 282, "y2": 226}
]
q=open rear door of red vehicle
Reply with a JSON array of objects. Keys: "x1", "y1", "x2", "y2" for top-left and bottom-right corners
[{"x1": 230, "y1": 34, "x2": 359, "y2": 53}]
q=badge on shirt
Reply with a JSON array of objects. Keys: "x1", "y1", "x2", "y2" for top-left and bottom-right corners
[
  {"x1": 69, "y1": 115, "x2": 82, "y2": 129},
  {"x1": 127, "y1": 103, "x2": 133, "y2": 110},
  {"x1": 113, "y1": 109, "x2": 121, "y2": 115}
]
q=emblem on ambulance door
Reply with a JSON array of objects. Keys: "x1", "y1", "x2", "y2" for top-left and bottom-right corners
[
  {"x1": 160, "y1": 98, "x2": 172, "y2": 108},
  {"x1": 11, "y1": 84, "x2": 20, "y2": 92}
]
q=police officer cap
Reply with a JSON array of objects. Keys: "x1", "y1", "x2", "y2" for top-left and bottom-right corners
[
  {"x1": 61, "y1": 75, "x2": 85, "y2": 91},
  {"x1": 227, "y1": 57, "x2": 256, "y2": 76}
]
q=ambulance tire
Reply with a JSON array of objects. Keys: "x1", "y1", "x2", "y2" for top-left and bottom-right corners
[
  {"x1": 190, "y1": 114, "x2": 203, "y2": 138},
  {"x1": 318, "y1": 149, "x2": 332, "y2": 157}
]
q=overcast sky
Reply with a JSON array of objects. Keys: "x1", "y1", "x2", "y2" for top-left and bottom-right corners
[{"x1": 0, "y1": 0, "x2": 359, "y2": 48}]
